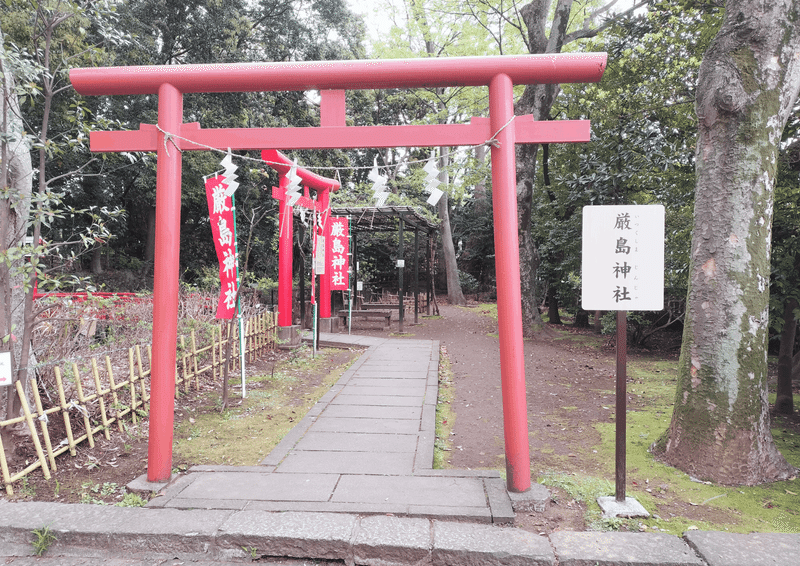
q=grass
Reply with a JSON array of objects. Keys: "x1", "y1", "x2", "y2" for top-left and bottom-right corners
[
  {"x1": 31, "y1": 526, "x2": 56, "y2": 556},
  {"x1": 588, "y1": 356, "x2": 800, "y2": 535},
  {"x1": 471, "y1": 305, "x2": 800, "y2": 534},
  {"x1": 172, "y1": 346, "x2": 361, "y2": 466},
  {"x1": 433, "y1": 347, "x2": 456, "y2": 468}
]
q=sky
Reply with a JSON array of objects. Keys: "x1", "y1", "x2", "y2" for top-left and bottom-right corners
[{"x1": 347, "y1": 0, "x2": 645, "y2": 51}]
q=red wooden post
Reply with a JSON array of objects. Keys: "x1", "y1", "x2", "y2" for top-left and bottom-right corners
[
  {"x1": 147, "y1": 83, "x2": 183, "y2": 482},
  {"x1": 489, "y1": 73, "x2": 530, "y2": 493},
  {"x1": 319, "y1": 90, "x2": 345, "y2": 322},
  {"x1": 277, "y1": 174, "x2": 293, "y2": 328}
]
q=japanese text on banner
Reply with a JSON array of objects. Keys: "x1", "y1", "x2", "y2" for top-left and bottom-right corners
[
  {"x1": 329, "y1": 217, "x2": 349, "y2": 291},
  {"x1": 205, "y1": 175, "x2": 239, "y2": 319}
]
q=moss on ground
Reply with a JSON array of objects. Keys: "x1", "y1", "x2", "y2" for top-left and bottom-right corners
[
  {"x1": 433, "y1": 346, "x2": 456, "y2": 468},
  {"x1": 172, "y1": 347, "x2": 360, "y2": 466}
]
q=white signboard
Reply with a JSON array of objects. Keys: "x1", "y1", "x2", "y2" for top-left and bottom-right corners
[
  {"x1": 581, "y1": 205, "x2": 665, "y2": 311},
  {"x1": 314, "y1": 235, "x2": 325, "y2": 274},
  {"x1": 0, "y1": 351, "x2": 12, "y2": 387}
]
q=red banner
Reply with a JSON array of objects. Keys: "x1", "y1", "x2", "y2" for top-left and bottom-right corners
[
  {"x1": 329, "y1": 217, "x2": 349, "y2": 291},
  {"x1": 205, "y1": 175, "x2": 238, "y2": 319}
]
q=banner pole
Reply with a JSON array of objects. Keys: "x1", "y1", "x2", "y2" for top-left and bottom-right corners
[{"x1": 231, "y1": 190, "x2": 246, "y2": 398}]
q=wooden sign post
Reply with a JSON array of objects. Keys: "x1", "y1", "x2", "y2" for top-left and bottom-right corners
[{"x1": 582, "y1": 204, "x2": 664, "y2": 518}]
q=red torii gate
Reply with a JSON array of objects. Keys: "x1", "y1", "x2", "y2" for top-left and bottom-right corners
[
  {"x1": 70, "y1": 53, "x2": 607, "y2": 492},
  {"x1": 261, "y1": 148, "x2": 340, "y2": 337}
]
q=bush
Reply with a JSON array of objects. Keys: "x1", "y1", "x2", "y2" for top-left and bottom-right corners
[{"x1": 458, "y1": 270, "x2": 480, "y2": 294}]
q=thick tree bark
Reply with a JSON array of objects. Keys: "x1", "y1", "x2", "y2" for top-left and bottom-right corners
[{"x1": 655, "y1": 0, "x2": 800, "y2": 485}]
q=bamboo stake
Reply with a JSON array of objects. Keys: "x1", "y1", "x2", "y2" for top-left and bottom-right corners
[
  {"x1": 181, "y1": 335, "x2": 189, "y2": 394},
  {"x1": 128, "y1": 348, "x2": 138, "y2": 424},
  {"x1": 72, "y1": 363, "x2": 95, "y2": 448},
  {"x1": 30, "y1": 377, "x2": 56, "y2": 472},
  {"x1": 54, "y1": 367, "x2": 77, "y2": 456},
  {"x1": 211, "y1": 324, "x2": 218, "y2": 382},
  {"x1": 190, "y1": 330, "x2": 200, "y2": 390},
  {"x1": 137, "y1": 346, "x2": 149, "y2": 405},
  {"x1": 91, "y1": 358, "x2": 112, "y2": 440},
  {"x1": 15, "y1": 380, "x2": 50, "y2": 480},
  {"x1": 0, "y1": 424, "x2": 13, "y2": 495},
  {"x1": 106, "y1": 356, "x2": 124, "y2": 431}
]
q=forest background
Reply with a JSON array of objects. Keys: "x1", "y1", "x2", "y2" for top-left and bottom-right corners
[{"x1": 2, "y1": 0, "x2": 800, "y2": 487}]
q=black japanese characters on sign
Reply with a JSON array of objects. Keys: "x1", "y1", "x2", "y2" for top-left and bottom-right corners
[{"x1": 581, "y1": 205, "x2": 664, "y2": 312}]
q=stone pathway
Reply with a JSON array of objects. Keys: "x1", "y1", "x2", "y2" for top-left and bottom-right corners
[{"x1": 147, "y1": 335, "x2": 514, "y2": 523}]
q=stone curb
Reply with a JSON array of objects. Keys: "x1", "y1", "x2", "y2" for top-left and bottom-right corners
[{"x1": 5, "y1": 501, "x2": 794, "y2": 566}]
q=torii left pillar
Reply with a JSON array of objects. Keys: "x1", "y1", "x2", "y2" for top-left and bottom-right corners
[{"x1": 149, "y1": 84, "x2": 182, "y2": 482}]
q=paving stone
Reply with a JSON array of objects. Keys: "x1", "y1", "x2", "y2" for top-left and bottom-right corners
[
  {"x1": 484, "y1": 478, "x2": 515, "y2": 524},
  {"x1": 244, "y1": 500, "x2": 411, "y2": 515},
  {"x1": 331, "y1": 475, "x2": 488, "y2": 507},
  {"x1": 276, "y1": 450, "x2": 415, "y2": 475},
  {"x1": 0, "y1": 502, "x2": 231, "y2": 556},
  {"x1": 414, "y1": 429, "x2": 436, "y2": 472},
  {"x1": 550, "y1": 531, "x2": 704, "y2": 566},
  {"x1": 407, "y1": 505, "x2": 492, "y2": 523},
  {"x1": 167, "y1": 471, "x2": 339, "y2": 502},
  {"x1": 217, "y1": 510, "x2": 357, "y2": 561},
  {"x1": 320, "y1": 404, "x2": 421, "y2": 420},
  {"x1": 310, "y1": 416, "x2": 420, "y2": 434},
  {"x1": 297, "y1": 431, "x2": 420, "y2": 452},
  {"x1": 355, "y1": 368, "x2": 432, "y2": 378},
  {"x1": 684, "y1": 530, "x2": 800, "y2": 566},
  {"x1": 143, "y1": 472, "x2": 196, "y2": 507},
  {"x1": 164, "y1": 497, "x2": 249, "y2": 510},
  {"x1": 348, "y1": 377, "x2": 428, "y2": 388},
  {"x1": 342, "y1": 385, "x2": 427, "y2": 396},
  {"x1": 433, "y1": 521, "x2": 555, "y2": 566},
  {"x1": 415, "y1": 469, "x2": 503, "y2": 478},
  {"x1": 353, "y1": 515, "x2": 432, "y2": 566},
  {"x1": 330, "y1": 394, "x2": 422, "y2": 407}
]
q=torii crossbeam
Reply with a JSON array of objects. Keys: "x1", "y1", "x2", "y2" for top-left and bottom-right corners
[{"x1": 70, "y1": 53, "x2": 607, "y2": 493}]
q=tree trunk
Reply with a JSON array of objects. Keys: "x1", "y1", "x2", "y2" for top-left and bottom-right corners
[
  {"x1": 91, "y1": 246, "x2": 105, "y2": 274},
  {"x1": 514, "y1": 0, "x2": 573, "y2": 336},
  {"x1": 655, "y1": 0, "x2": 800, "y2": 485},
  {"x1": 437, "y1": 185, "x2": 466, "y2": 306},
  {"x1": 407, "y1": 0, "x2": 466, "y2": 306},
  {"x1": 1, "y1": 25, "x2": 34, "y2": 460},
  {"x1": 776, "y1": 297, "x2": 797, "y2": 414},
  {"x1": 547, "y1": 286, "x2": 561, "y2": 325},
  {"x1": 143, "y1": 206, "x2": 156, "y2": 275}
]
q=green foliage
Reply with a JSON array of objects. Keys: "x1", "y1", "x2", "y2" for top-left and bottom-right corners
[
  {"x1": 539, "y1": 471, "x2": 614, "y2": 503},
  {"x1": 457, "y1": 270, "x2": 479, "y2": 294},
  {"x1": 31, "y1": 526, "x2": 56, "y2": 556},
  {"x1": 116, "y1": 492, "x2": 148, "y2": 507}
]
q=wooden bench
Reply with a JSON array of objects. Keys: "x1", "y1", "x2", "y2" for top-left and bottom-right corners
[{"x1": 338, "y1": 309, "x2": 392, "y2": 329}]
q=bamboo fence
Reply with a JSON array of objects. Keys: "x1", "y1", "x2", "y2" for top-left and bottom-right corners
[{"x1": 0, "y1": 311, "x2": 277, "y2": 495}]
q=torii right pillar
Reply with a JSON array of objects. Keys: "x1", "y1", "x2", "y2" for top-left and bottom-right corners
[{"x1": 488, "y1": 74, "x2": 529, "y2": 492}]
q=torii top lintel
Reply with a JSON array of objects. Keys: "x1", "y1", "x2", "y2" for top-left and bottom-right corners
[{"x1": 70, "y1": 53, "x2": 606, "y2": 96}]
